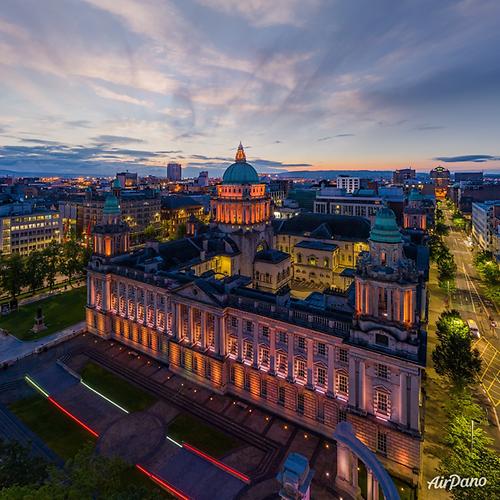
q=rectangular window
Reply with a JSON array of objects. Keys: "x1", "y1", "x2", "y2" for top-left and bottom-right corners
[
  {"x1": 337, "y1": 373, "x2": 349, "y2": 395},
  {"x1": 338, "y1": 408, "x2": 347, "y2": 423},
  {"x1": 261, "y1": 379, "x2": 267, "y2": 398},
  {"x1": 244, "y1": 342, "x2": 253, "y2": 361},
  {"x1": 278, "y1": 353, "x2": 287, "y2": 374},
  {"x1": 297, "y1": 393, "x2": 305, "y2": 414},
  {"x1": 377, "y1": 363, "x2": 389, "y2": 380},
  {"x1": 316, "y1": 367, "x2": 326, "y2": 387},
  {"x1": 261, "y1": 325, "x2": 269, "y2": 338},
  {"x1": 278, "y1": 386, "x2": 286, "y2": 405},
  {"x1": 297, "y1": 336, "x2": 306, "y2": 350},
  {"x1": 205, "y1": 360, "x2": 212, "y2": 380},
  {"x1": 244, "y1": 371, "x2": 250, "y2": 390},
  {"x1": 278, "y1": 332, "x2": 288, "y2": 344},
  {"x1": 260, "y1": 347, "x2": 269, "y2": 367},
  {"x1": 295, "y1": 359, "x2": 306, "y2": 380},
  {"x1": 230, "y1": 365, "x2": 236, "y2": 383},
  {"x1": 376, "y1": 391, "x2": 389, "y2": 415},
  {"x1": 231, "y1": 316, "x2": 238, "y2": 327},
  {"x1": 377, "y1": 431, "x2": 388, "y2": 455},
  {"x1": 317, "y1": 342, "x2": 326, "y2": 357},
  {"x1": 338, "y1": 348, "x2": 348, "y2": 364},
  {"x1": 245, "y1": 320, "x2": 253, "y2": 333}
]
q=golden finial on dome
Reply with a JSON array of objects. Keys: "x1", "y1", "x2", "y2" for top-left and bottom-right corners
[{"x1": 235, "y1": 142, "x2": 246, "y2": 163}]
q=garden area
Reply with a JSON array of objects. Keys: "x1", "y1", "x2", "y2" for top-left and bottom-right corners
[
  {"x1": 80, "y1": 361, "x2": 157, "y2": 412},
  {"x1": 167, "y1": 413, "x2": 242, "y2": 459},
  {"x1": 0, "y1": 287, "x2": 86, "y2": 340}
]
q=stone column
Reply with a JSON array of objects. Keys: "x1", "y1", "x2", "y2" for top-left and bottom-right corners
[
  {"x1": 327, "y1": 344, "x2": 334, "y2": 396},
  {"x1": 214, "y1": 315, "x2": 220, "y2": 354},
  {"x1": 87, "y1": 274, "x2": 92, "y2": 305},
  {"x1": 348, "y1": 357, "x2": 357, "y2": 407},
  {"x1": 253, "y1": 323, "x2": 259, "y2": 368},
  {"x1": 219, "y1": 314, "x2": 226, "y2": 357},
  {"x1": 306, "y1": 338, "x2": 314, "y2": 388},
  {"x1": 171, "y1": 301, "x2": 177, "y2": 338},
  {"x1": 269, "y1": 328, "x2": 276, "y2": 375},
  {"x1": 187, "y1": 306, "x2": 193, "y2": 344},
  {"x1": 287, "y1": 333, "x2": 294, "y2": 382},
  {"x1": 237, "y1": 317, "x2": 243, "y2": 361},
  {"x1": 387, "y1": 288, "x2": 392, "y2": 321},
  {"x1": 200, "y1": 311, "x2": 207, "y2": 349}
]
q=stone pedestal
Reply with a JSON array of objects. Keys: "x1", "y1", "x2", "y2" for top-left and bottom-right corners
[{"x1": 31, "y1": 307, "x2": 47, "y2": 334}]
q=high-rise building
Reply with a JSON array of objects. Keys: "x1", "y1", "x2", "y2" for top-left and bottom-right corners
[
  {"x1": 336, "y1": 175, "x2": 360, "y2": 193},
  {"x1": 167, "y1": 163, "x2": 182, "y2": 182},
  {"x1": 392, "y1": 168, "x2": 416, "y2": 185},
  {"x1": 116, "y1": 172, "x2": 138, "y2": 188}
]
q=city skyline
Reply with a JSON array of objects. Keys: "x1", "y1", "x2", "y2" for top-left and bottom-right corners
[{"x1": 1, "y1": 0, "x2": 500, "y2": 176}]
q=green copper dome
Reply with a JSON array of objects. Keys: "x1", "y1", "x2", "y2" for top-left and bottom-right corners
[
  {"x1": 103, "y1": 194, "x2": 121, "y2": 216},
  {"x1": 222, "y1": 142, "x2": 260, "y2": 184},
  {"x1": 112, "y1": 178, "x2": 122, "y2": 189},
  {"x1": 370, "y1": 207, "x2": 402, "y2": 244}
]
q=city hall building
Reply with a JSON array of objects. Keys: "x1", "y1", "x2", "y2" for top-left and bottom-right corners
[{"x1": 86, "y1": 146, "x2": 427, "y2": 487}]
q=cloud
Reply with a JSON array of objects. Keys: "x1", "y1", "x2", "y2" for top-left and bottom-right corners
[
  {"x1": 20, "y1": 138, "x2": 62, "y2": 145},
  {"x1": 65, "y1": 120, "x2": 92, "y2": 128},
  {"x1": 433, "y1": 155, "x2": 500, "y2": 163},
  {"x1": 415, "y1": 125, "x2": 445, "y2": 131},
  {"x1": 91, "y1": 135, "x2": 145, "y2": 145},
  {"x1": 317, "y1": 134, "x2": 354, "y2": 142}
]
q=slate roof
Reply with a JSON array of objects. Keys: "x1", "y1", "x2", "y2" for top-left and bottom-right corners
[
  {"x1": 274, "y1": 214, "x2": 370, "y2": 241},
  {"x1": 295, "y1": 240, "x2": 338, "y2": 251},
  {"x1": 161, "y1": 196, "x2": 203, "y2": 210},
  {"x1": 254, "y1": 249, "x2": 289, "y2": 263}
]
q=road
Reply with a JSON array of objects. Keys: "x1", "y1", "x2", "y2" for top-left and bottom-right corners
[{"x1": 443, "y1": 209, "x2": 500, "y2": 419}]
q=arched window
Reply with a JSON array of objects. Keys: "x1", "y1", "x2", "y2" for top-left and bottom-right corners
[{"x1": 297, "y1": 253, "x2": 302, "y2": 263}]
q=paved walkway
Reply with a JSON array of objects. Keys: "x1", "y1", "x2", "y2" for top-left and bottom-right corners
[{"x1": 0, "y1": 321, "x2": 86, "y2": 365}]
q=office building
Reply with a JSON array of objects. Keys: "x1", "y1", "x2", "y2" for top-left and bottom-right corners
[{"x1": 167, "y1": 163, "x2": 182, "y2": 182}]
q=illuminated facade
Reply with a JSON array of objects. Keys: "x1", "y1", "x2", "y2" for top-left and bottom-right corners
[
  {"x1": 403, "y1": 188, "x2": 427, "y2": 231},
  {"x1": 210, "y1": 144, "x2": 274, "y2": 277},
  {"x1": 87, "y1": 203, "x2": 426, "y2": 487},
  {"x1": 430, "y1": 166, "x2": 450, "y2": 200}
]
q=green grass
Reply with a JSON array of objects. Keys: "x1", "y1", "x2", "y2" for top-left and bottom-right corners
[
  {"x1": 8, "y1": 393, "x2": 96, "y2": 460},
  {"x1": 167, "y1": 413, "x2": 241, "y2": 459},
  {"x1": 0, "y1": 287, "x2": 86, "y2": 340},
  {"x1": 80, "y1": 361, "x2": 156, "y2": 412}
]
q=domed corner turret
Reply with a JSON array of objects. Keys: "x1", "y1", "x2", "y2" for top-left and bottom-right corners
[{"x1": 369, "y1": 207, "x2": 402, "y2": 244}]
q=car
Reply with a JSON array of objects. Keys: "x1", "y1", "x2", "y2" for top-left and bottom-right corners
[{"x1": 467, "y1": 319, "x2": 481, "y2": 339}]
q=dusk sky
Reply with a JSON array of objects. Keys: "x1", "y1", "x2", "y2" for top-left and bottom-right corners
[{"x1": 1, "y1": 0, "x2": 500, "y2": 176}]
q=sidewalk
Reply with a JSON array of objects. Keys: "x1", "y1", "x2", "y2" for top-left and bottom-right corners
[{"x1": 0, "y1": 321, "x2": 86, "y2": 365}]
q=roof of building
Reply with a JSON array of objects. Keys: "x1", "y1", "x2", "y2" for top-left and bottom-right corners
[
  {"x1": 295, "y1": 240, "x2": 338, "y2": 252},
  {"x1": 273, "y1": 213, "x2": 370, "y2": 241},
  {"x1": 254, "y1": 249, "x2": 290, "y2": 263},
  {"x1": 222, "y1": 143, "x2": 260, "y2": 185},
  {"x1": 369, "y1": 207, "x2": 402, "y2": 244},
  {"x1": 408, "y1": 188, "x2": 424, "y2": 202},
  {"x1": 161, "y1": 195, "x2": 203, "y2": 210}
]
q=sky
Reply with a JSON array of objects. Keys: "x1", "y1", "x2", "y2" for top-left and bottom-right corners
[{"x1": 1, "y1": 0, "x2": 500, "y2": 177}]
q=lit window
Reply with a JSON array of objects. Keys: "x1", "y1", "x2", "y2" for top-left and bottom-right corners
[
  {"x1": 316, "y1": 366, "x2": 326, "y2": 387},
  {"x1": 336, "y1": 372, "x2": 349, "y2": 396},
  {"x1": 295, "y1": 359, "x2": 306, "y2": 380},
  {"x1": 278, "y1": 353, "x2": 287, "y2": 374},
  {"x1": 244, "y1": 342, "x2": 253, "y2": 361},
  {"x1": 375, "y1": 390, "x2": 390, "y2": 416},
  {"x1": 260, "y1": 347, "x2": 270, "y2": 367}
]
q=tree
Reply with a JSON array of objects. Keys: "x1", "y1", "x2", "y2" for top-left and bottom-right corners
[
  {"x1": 0, "y1": 444, "x2": 162, "y2": 499},
  {"x1": 175, "y1": 223, "x2": 187, "y2": 240},
  {"x1": 61, "y1": 240, "x2": 82, "y2": 285},
  {"x1": 0, "y1": 439, "x2": 49, "y2": 489},
  {"x1": 42, "y1": 241, "x2": 62, "y2": 291},
  {"x1": 25, "y1": 251, "x2": 46, "y2": 293},
  {"x1": 432, "y1": 311, "x2": 481, "y2": 388},
  {"x1": 0, "y1": 253, "x2": 26, "y2": 300},
  {"x1": 437, "y1": 391, "x2": 500, "y2": 500}
]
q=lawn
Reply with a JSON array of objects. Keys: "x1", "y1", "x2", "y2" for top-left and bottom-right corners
[
  {"x1": 167, "y1": 413, "x2": 241, "y2": 458},
  {"x1": 9, "y1": 392, "x2": 96, "y2": 460},
  {"x1": 80, "y1": 361, "x2": 157, "y2": 412},
  {"x1": 0, "y1": 287, "x2": 86, "y2": 340}
]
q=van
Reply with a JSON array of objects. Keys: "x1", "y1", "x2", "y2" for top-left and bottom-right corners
[{"x1": 467, "y1": 319, "x2": 480, "y2": 339}]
